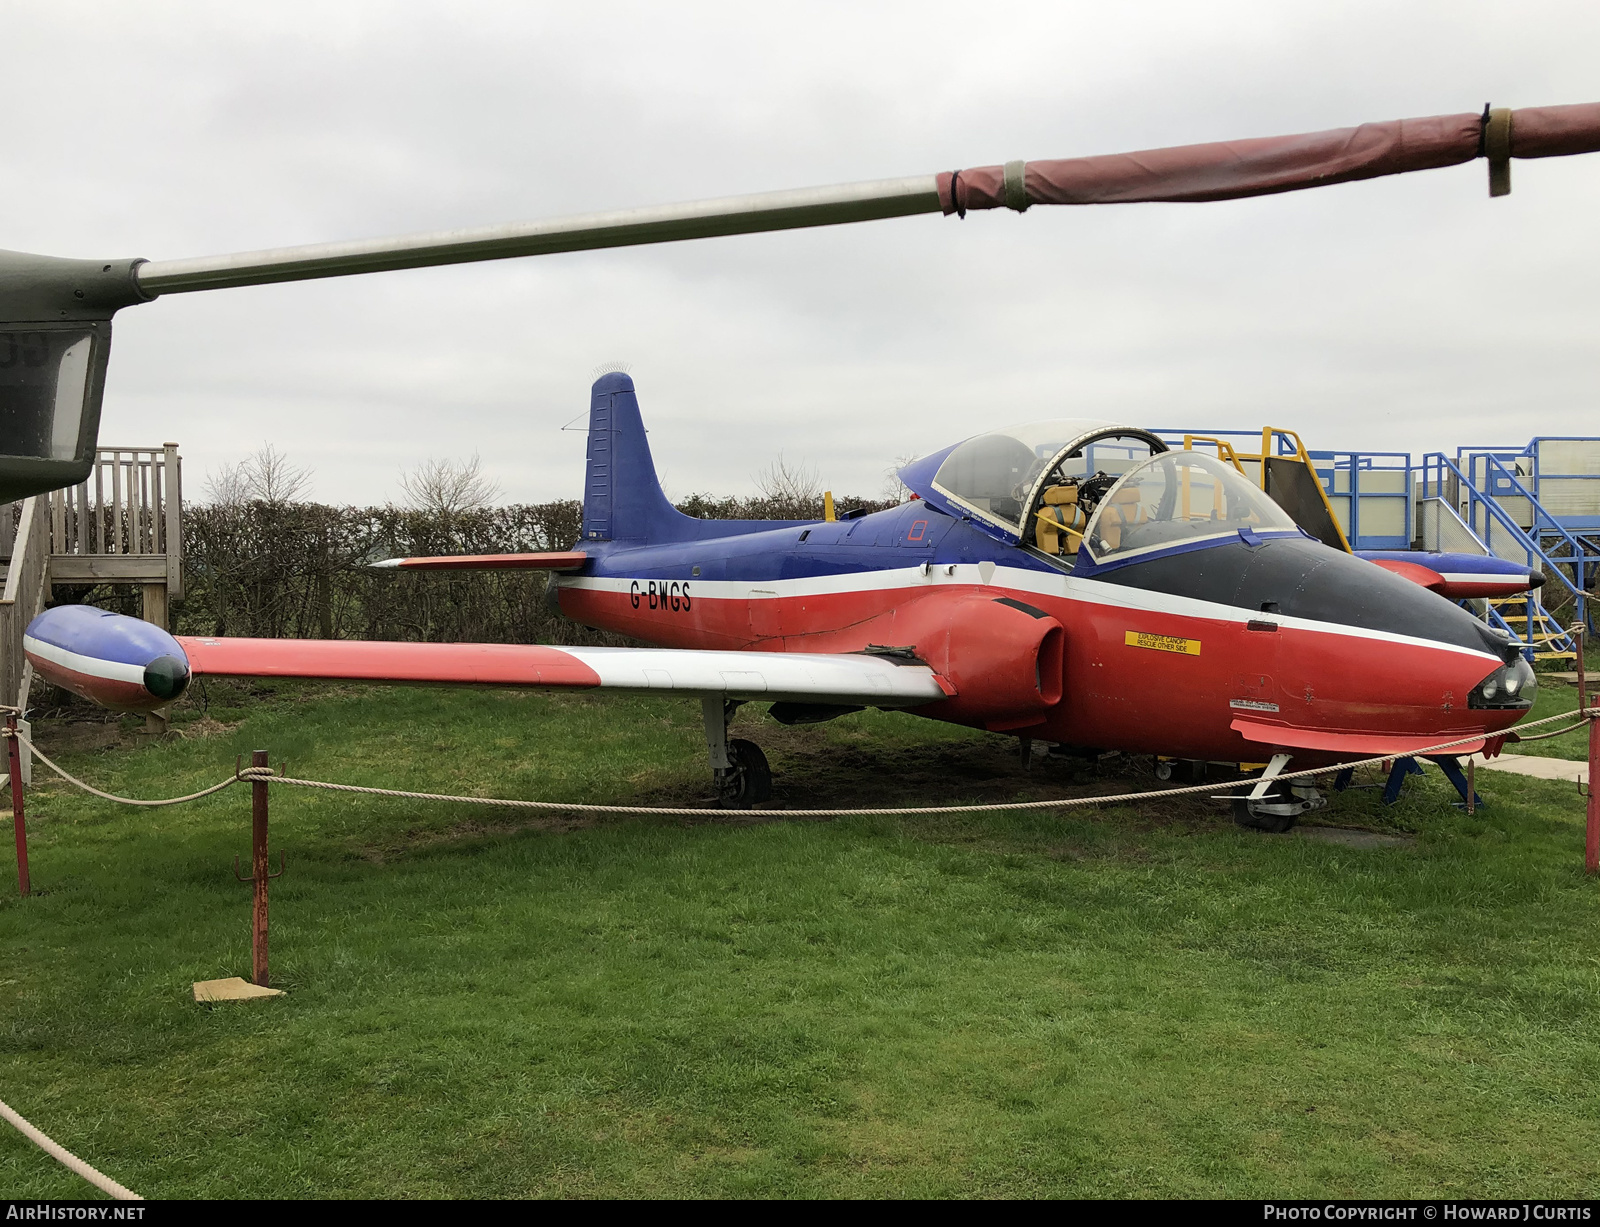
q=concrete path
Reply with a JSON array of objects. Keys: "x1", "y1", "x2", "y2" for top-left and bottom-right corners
[
  {"x1": 1297, "y1": 825, "x2": 1414, "y2": 849},
  {"x1": 1469, "y1": 751, "x2": 1588, "y2": 784}
]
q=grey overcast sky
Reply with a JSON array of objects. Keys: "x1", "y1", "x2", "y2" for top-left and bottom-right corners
[{"x1": 5, "y1": 2, "x2": 1599, "y2": 503}]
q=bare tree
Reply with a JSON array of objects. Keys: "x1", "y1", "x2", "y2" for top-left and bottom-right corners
[
  {"x1": 754, "y1": 454, "x2": 821, "y2": 505},
  {"x1": 203, "y1": 460, "x2": 252, "y2": 508},
  {"x1": 881, "y1": 453, "x2": 918, "y2": 502},
  {"x1": 399, "y1": 453, "x2": 501, "y2": 517},
  {"x1": 250, "y1": 443, "x2": 314, "y2": 504},
  {"x1": 203, "y1": 443, "x2": 313, "y2": 506}
]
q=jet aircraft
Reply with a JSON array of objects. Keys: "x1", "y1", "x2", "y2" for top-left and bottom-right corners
[{"x1": 25, "y1": 372, "x2": 1538, "y2": 829}]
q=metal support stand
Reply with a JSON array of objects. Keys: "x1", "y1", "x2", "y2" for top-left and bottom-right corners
[
  {"x1": 1428, "y1": 755, "x2": 1481, "y2": 810},
  {"x1": 1382, "y1": 757, "x2": 1425, "y2": 805},
  {"x1": 232, "y1": 750, "x2": 283, "y2": 986},
  {"x1": 5, "y1": 713, "x2": 28, "y2": 897},
  {"x1": 1332, "y1": 767, "x2": 1354, "y2": 792}
]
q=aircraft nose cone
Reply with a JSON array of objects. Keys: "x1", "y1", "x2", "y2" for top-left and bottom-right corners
[{"x1": 22, "y1": 605, "x2": 191, "y2": 712}]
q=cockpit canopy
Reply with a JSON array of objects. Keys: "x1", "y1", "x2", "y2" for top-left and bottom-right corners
[
  {"x1": 1080, "y1": 450, "x2": 1300, "y2": 563},
  {"x1": 923, "y1": 420, "x2": 1166, "y2": 537},
  {"x1": 899, "y1": 419, "x2": 1304, "y2": 566}
]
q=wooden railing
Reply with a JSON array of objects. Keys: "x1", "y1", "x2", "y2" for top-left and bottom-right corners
[
  {"x1": 48, "y1": 444, "x2": 183, "y2": 598},
  {"x1": 0, "y1": 444, "x2": 184, "y2": 738}
]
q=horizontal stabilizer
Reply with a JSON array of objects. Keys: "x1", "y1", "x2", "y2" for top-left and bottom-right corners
[
  {"x1": 370, "y1": 551, "x2": 587, "y2": 572},
  {"x1": 1232, "y1": 718, "x2": 1484, "y2": 757}
]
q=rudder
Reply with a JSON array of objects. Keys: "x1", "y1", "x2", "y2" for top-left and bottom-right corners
[{"x1": 581, "y1": 373, "x2": 682, "y2": 544}]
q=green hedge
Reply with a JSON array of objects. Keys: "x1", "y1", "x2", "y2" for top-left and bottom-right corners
[{"x1": 55, "y1": 492, "x2": 896, "y2": 649}]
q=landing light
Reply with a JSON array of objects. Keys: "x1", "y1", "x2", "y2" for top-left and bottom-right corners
[{"x1": 1470, "y1": 657, "x2": 1537, "y2": 710}]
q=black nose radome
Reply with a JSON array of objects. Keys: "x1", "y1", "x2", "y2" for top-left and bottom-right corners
[{"x1": 143, "y1": 654, "x2": 190, "y2": 701}]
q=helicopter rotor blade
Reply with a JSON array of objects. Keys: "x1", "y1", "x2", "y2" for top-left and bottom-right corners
[
  {"x1": 132, "y1": 101, "x2": 1600, "y2": 298},
  {"x1": 134, "y1": 176, "x2": 942, "y2": 295},
  {"x1": 6, "y1": 99, "x2": 1599, "y2": 505}
]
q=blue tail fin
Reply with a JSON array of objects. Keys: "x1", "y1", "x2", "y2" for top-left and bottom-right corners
[
  {"x1": 581, "y1": 373, "x2": 683, "y2": 544},
  {"x1": 581, "y1": 373, "x2": 819, "y2": 546}
]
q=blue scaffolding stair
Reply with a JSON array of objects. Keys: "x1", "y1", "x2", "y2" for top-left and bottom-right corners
[{"x1": 1420, "y1": 451, "x2": 1598, "y2": 662}]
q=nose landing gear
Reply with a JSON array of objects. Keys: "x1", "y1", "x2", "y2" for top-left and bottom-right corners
[
  {"x1": 702, "y1": 696, "x2": 772, "y2": 809},
  {"x1": 1232, "y1": 781, "x2": 1327, "y2": 833},
  {"x1": 1228, "y1": 752, "x2": 1327, "y2": 833}
]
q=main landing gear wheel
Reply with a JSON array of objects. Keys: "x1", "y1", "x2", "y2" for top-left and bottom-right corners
[{"x1": 716, "y1": 738, "x2": 772, "y2": 809}]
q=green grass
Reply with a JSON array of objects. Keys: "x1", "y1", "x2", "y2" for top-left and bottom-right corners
[
  {"x1": 1, "y1": 682, "x2": 1598, "y2": 1198},
  {"x1": 1511, "y1": 675, "x2": 1593, "y2": 760}
]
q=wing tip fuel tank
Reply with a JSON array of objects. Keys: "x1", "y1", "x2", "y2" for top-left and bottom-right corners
[{"x1": 24, "y1": 605, "x2": 191, "y2": 712}]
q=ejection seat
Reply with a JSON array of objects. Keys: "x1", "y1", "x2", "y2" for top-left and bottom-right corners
[
  {"x1": 1033, "y1": 484, "x2": 1087, "y2": 556},
  {"x1": 1090, "y1": 484, "x2": 1146, "y2": 552}
]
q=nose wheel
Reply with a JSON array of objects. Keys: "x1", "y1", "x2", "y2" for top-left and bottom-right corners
[
  {"x1": 1232, "y1": 782, "x2": 1326, "y2": 833},
  {"x1": 1228, "y1": 753, "x2": 1326, "y2": 833}
]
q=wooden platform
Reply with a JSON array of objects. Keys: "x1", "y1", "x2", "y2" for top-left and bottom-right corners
[{"x1": 1543, "y1": 673, "x2": 1590, "y2": 687}]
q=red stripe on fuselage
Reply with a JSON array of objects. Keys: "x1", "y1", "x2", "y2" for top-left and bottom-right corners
[
  {"x1": 559, "y1": 581, "x2": 1516, "y2": 764},
  {"x1": 24, "y1": 653, "x2": 156, "y2": 712}
]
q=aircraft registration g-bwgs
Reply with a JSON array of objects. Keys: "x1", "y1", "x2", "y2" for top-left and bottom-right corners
[{"x1": 11, "y1": 100, "x2": 1600, "y2": 829}]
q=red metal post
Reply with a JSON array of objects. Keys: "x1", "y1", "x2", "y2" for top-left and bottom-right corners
[
  {"x1": 1576, "y1": 624, "x2": 1588, "y2": 717},
  {"x1": 1574, "y1": 625, "x2": 1597, "y2": 876},
  {"x1": 250, "y1": 748, "x2": 270, "y2": 985},
  {"x1": 1588, "y1": 704, "x2": 1599, "y2": 877},
  {"x1": 6, "y1": 714, "x2": 28, "y2": 898}
]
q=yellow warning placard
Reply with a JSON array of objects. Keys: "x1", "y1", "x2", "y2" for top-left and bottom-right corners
[{"x1": 1125, "y1": 630, "x2": 1201, "y2": 656}]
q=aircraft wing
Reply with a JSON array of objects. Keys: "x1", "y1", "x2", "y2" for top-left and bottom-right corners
[
  {"x1": 176, "y1": 637, "x2": 950, "y2": 706},
  {"x1": 20, "y1": 606, "x2": 950, "y2": 711}
]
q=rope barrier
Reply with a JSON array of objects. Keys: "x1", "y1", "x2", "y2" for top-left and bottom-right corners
[
  {"x1": 6, "y1": 707, "x2": 1593, "y2": 819},
  {"x1": 1499, "y1": 717, "x2": 1592, "y2": 744},
  {"x1": 2, "y1": 728, "x2": 244, "y2": 806},
  {"x1": 0, "y1": 1096, "x2": 142, "y2": 1201}
]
